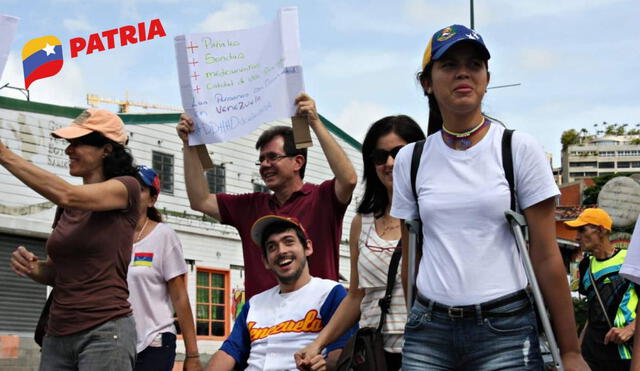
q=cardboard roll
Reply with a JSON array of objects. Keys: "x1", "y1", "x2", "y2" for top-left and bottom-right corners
[{"x1": 598, "y1": 176, "x2": 640, "y2": 227}]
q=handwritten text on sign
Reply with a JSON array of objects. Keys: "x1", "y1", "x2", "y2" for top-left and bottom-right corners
[{"x1": 175, "y1": 7, "x2": 303, "y2": 145}]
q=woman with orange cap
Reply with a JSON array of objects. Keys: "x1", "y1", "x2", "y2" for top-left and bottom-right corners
[
  {"x1": 4, "y1": 109, "x2": 140, "y2": 370},
  {"x1": 390, "y1": 25, "x2": 589, "y2": 370}
]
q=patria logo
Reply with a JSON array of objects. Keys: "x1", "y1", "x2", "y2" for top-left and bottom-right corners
[
  {"x1": 22, "y1": 36, "x2": 63, "y2": 89},
  {"x1": 21, "y1": 19, "x2": 166, "y2": 89}
]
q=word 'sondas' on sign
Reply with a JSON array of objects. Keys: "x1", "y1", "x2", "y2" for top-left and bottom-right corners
[{"x1": 70, "y1": 19, "x2": 166, "y2": 58}]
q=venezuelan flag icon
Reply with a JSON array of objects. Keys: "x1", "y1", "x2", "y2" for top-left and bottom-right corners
[
  {"x1": 133, "y1": 252, "x2": 154, "y2": 267},
  {"x1": 22, "y1": 36, "x2": 64, "y2": 89}
]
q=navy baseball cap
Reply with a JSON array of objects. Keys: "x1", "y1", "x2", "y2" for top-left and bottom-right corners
[
  {"x1": 137, "y1": 165, "x2": 161, "y2": 195},
  {"x1": 421, "y1": 24, "x2": 490, "y2": 69}
]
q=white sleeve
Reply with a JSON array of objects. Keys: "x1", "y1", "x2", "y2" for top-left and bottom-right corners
[
  {"x1": 159, "y1": 225, "x2": 189, "y2": 281},
  {"x1": 391, "y1": 142, "x2": 420, "y2": 220},
  {"x1": 512, "y1": 131, "x2": 560, "y2": 210},
  {"x1": 621, "y1": 218, "x2": 640, "y2": 284}
]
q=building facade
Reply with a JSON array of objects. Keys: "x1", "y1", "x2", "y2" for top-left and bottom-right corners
[
  {"x1": 562, "y1": 136, "x2": 640, "y2": 183},
  {"x1": 0, "y1": 96, "x2": 364, "y2": 367}
]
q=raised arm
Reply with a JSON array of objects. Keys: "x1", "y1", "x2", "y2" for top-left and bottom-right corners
[
  {"x1": 0, "y1": 142, "x2": 130, "y2": 211},
  {"x1": 295, "y1": 214, "x2": 364, "y2": 365},
  {"x1": 525, "y1": 197, "x2": 589, "y2": 371},
  {"x1": 177, "y1": 113, "x2": 221, "y2": 220},
  {"x1": 295, "y1": 94, "x2": 357, "y2": 205}
]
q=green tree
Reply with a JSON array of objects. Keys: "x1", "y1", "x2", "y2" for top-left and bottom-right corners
[
  {"x1": 616, "y1": 123, "x2": 628, "y2": 136},
  {"x1": 561, "y1": 129, "x2": 580, "y2": 150},
  {"x1": 582, "y1": 173, "x2": 630, "y2": 205}
]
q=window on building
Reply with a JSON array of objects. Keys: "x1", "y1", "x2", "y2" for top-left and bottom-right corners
[
  {"x1": 618, "y1": 150, "x2": 639, "y2": 157},
  {"x1": 569, "y1": 172, "x2": 585, "y2": 177},
  {"x1": 633, "y1": 162, "x2": 640, "y2": 168},
  {"x1": 196, "y1": 269, "x2": 229, "y2": 338},
  {"x1": 569, "y1": 162, "x2": 596, "y2": 167},
  {"x1": 152, "y1": 151, "x2": 174, "y2": 194},
  {"x1": 599, "y1": 151, "x2": 615, "y2": 157},
  {"x1": 618, "y1": 161, "x2": 631, "y2": 168},
  {"x1": 596, "y1": 140, "x2": 618, "y2": 146},
  {"x1": 585, "y1": 172, "x2": 597, "y2": 177},
  {"x1": 598, "y1": 162, "x2": 615, "y2": 168},
  {"x1": 206, "y1": 165, "x2": 226, "y2": 194},
  {"x1": 253, "y1": 181, "x2": 270, "y2": 193}
]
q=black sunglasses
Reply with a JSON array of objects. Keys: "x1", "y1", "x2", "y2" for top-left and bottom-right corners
[{"x1": 370, "y1": 145, "x2": 404, "y2": 165}]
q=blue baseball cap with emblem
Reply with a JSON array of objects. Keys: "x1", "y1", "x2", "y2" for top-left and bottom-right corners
[
  {"x1": 421, "y1": 24, "x2": 490, "y2": 70},
  {"x1": 137, "y1": 165, "x2": 161, "y2": 195}
]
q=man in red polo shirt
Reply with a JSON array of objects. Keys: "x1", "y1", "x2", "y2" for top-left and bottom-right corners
[{"x1": 177, "y1": 93, "x2": 357, "y2": 299}]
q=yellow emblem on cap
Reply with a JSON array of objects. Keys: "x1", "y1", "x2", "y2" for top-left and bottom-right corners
[{"x1": 437, "y1": 27, "x2": 456, "y2": 41}]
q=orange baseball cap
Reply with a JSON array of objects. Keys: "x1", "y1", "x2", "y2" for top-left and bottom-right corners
[
  {"x1": 250, "y1": 215, "x2": 310, "y2": 247},
  {"x1": 564, "y1": 208, "x2": 612, "y2": 232},
  {"x1": 51, "y1": 109, "x2": 128, "y2": 145}
]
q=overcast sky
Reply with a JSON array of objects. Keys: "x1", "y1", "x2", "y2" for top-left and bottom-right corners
[{"x1": 1, "y1": 0, "x2": 638, "y2": 167}]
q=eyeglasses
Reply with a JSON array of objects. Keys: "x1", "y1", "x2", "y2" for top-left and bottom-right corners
[
  {"x1": 255, "y1": 153, "x2": 293, "y2": 166},
  {"x1": 370, "y1": 145, "x2": 404, "y2": 166},
  {"x1": 364, "y1": 224, "x2": 398, "y2": 253}
]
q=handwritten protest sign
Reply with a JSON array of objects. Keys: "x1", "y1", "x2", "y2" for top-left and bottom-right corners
[
  {"x1": 0, "y1": 14, "x2": 19, "y2": 80},
  {"x1": 175, "y1": 7, "x2": 304, "y2": 145}
]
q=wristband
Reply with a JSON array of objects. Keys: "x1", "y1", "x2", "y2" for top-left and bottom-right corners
[{"x1": 185, "y1": 354, "x2": 200, "y2": 358}]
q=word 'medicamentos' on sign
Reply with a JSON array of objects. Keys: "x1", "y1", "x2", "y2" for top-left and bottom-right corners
[{"x1": 174, "y1": 7, "x2": 304, "y2": 145}]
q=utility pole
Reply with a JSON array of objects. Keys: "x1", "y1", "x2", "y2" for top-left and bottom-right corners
[{"x1": 470, "y1": 0, "x2": 475, "y2": 29}]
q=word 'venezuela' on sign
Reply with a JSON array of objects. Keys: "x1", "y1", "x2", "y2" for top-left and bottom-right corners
[{"x1": 70, "y1": 19, "x2": 166, "y2": 58}]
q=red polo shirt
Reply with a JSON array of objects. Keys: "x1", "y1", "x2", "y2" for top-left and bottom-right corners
[{"x1": 217, "y1": 179, "x2": 348, "y2": 298}]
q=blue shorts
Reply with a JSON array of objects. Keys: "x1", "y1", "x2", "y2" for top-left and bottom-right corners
[{"x1": 403, "y1": 290, "x2": 543, "y2": 371}]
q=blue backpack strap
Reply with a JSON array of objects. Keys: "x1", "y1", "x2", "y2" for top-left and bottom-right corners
[{"x1": 501, "y1": 129, "x2": 516, "y2": 211}]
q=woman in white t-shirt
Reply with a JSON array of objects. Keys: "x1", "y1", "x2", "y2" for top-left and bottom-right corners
[
  {"x1": 390, "y1": 24, "x2": 589, "y2": 370},
  {"x1": 295, "y1": 116, "x2": 425, "y2": 369},
  {"x1": 129, "y1": 165, "x2": 200, "y2": 371}
]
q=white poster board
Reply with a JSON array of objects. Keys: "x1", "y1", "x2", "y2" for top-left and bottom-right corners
[
  {"x1": 0, "y1": 14, "x2": 19, "y2": 80},
  {"x1": 175, "y1": 7, "x2": 304, "y2": 145}
]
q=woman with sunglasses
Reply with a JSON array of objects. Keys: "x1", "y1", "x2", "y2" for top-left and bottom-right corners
[
  {"x1": 129, "y1": 165, "x2": 200, "y2": 371},
  {"x1": 295, "y1": 115, "x2": 425, "y2": 370},
  {"x1": 5, "y1": 109, "x2": 140, "y2": 370},
  {"x1": 390, "y1": 25, "x2": 588, "y2": 370}
]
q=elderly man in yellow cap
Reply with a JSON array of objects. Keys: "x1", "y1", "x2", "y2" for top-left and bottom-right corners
[{"x1": 565, "y1": 208, "x2": 637, "y2": 371}]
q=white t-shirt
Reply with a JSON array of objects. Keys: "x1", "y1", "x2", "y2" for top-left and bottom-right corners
[
  {"x1": 620, "y1": 218, "x2": 640, "y2": 284},
  {"x1": 128, "y1": 222, "x2": 188, "y2": 352},
  {"x1": 220, "y1": 277, "x2": 354, "y2": 370},
  {"x1": 391, "y1": 123, "x2": 559, "y2": 305}
]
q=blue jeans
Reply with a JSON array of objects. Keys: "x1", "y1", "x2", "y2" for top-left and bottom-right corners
[
  {"x1": 134, "y1": 332, "x2": 177, "y2": 371},
  {"x1": 403, "y1": 291, "x2": 543, "y2": 371},
  {"x1": 40, "y1": 315, "x2": 137, "y2": 371}
]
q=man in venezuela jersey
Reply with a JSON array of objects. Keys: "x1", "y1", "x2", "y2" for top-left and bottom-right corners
[{"x1": 206, "y1": 215, "x2": 356, "y2": 370}]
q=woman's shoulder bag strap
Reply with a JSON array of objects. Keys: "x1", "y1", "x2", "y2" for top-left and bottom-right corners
[{"x1": 376, "y1": 245, "x2": 402, "y2": 333}]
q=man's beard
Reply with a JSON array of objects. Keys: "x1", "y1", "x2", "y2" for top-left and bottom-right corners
[{"x1": 276, "y1": 257, "x2": 307, "y2": 285}]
